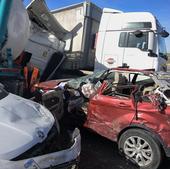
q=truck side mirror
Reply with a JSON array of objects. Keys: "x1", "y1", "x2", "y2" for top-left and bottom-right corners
[
  {"x1": 160, "y1": 30, "x2": 169, "y2": 38},
  {"x1": 148, "y1": 31, "x2": 154, "y2": 51},
  {"x1": 148, "y1": 49, "x2": 157, "y2": 57},
  {"x1": 148, "y1": 31, "x2": 157, "y2": 57}
]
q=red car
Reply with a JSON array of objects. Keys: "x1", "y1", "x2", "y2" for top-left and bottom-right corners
[{"x1": 36, "y1": 68, "x2": 170, "y2": 169}]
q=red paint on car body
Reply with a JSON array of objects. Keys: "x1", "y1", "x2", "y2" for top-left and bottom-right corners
[{"x1": 85, "y1": 84, "x2": 170, "y2": 150}]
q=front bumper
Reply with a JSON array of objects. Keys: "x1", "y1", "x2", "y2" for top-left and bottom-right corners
[{"x1": 0, "y1": 128, "x2": 81, "y2": 169}]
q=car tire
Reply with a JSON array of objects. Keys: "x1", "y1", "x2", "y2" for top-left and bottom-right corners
[{"x1": 118, "y1": 129, "x2": 162, "y2": 169}]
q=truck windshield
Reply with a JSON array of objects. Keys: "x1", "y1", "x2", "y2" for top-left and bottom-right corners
[
  {"x1": 158, "y1": 35, "x2": 167, "y2": 60},
  {"x1": 119, "y1": 32, "x2": 148, "y2": 51}
]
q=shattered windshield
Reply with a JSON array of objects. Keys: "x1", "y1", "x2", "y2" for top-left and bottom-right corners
[
  {"x1": 67, "y1": 70, "x2": 106, "y2": 89},
  {"x1": 67, "y1": 70, "x2": 115, "y2": 89}
]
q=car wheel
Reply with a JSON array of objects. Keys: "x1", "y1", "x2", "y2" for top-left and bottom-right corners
[{"x1": 118, "y1": 129, "x2": 162, "y2": 169}]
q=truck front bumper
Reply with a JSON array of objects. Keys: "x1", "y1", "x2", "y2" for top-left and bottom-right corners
[{"x1": 0, "y1": 128, "x2": 81, "y2": 169}]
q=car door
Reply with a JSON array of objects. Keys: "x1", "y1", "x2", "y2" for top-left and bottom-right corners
[{"x1": 86, "y1": 83, "x2": 136, "y2": 141}]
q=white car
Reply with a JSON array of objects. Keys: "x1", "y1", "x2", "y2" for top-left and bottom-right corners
[{"x1": 0, "y1": 86, "x2": 80, "y2": 169}]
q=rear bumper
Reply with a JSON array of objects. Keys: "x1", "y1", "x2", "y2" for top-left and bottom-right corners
[{"x1": 0, "y1": 128, "x2": 81, "y2": 169}]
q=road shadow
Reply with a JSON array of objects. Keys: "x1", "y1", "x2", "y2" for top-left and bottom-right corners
[{"x1": 79, "y1": 128, "x2": 139, "y2": 169}]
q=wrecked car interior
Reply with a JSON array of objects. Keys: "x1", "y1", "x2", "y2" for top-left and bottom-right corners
[{"x1": 38, "y1": 68, "x2": 170, "y2": 113}]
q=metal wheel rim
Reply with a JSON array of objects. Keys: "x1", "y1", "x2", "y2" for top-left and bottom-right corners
[{"x1": 124, "y1": 136, "x2": 153, "y2": 167}]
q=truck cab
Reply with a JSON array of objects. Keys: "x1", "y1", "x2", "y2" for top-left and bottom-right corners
[{"x1": 95, "y1": 8, "x2": 169, "y2": 72}]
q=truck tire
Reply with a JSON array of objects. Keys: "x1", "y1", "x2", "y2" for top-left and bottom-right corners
[{"x1": 118, "y1": 129, "x2": 162, "y2": 169}]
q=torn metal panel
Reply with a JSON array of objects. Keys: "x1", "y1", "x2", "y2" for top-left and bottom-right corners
[
  {"x1": 81, "y1": 83, "x2": 98, "y2": 98},
  {"x1": 0, "y1": 92, "x2": 54, "y2": 160},
  {"x1": 42, "y1": 89, "x2": 64, "y2": 120},
  {"x1": 0, "y1": 85, "x2": 81, "y2": 169},
  {"x1": 36, "y1": 79, "x2": 68, "y2": 91},
  {"x1": 66, "y1": 70, "x2": 106, "y2": 89},
  {"x1": 0, "y1": 128, "x2": 81, "y2": 169},
  {"x1": 27, "y1": 0, "x2": 69, "y2": 40}
]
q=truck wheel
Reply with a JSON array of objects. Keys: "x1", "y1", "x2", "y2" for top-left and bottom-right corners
[{"x1": 118, "y1": 129, "x2": 162, "y2": 169}]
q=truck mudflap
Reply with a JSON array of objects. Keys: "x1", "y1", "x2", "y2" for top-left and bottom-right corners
[{"x1": 0, "y1": 128, "x2": 81, "y2": 169}]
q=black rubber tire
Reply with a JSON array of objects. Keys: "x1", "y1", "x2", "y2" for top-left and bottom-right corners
[{"x1": 118, "y1": 129, "x2": 162, "y2": 169}]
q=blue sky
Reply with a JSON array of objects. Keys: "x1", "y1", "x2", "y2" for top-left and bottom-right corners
[{"x1": 24, "y1": 0, "x2": 170, "y2": 52}]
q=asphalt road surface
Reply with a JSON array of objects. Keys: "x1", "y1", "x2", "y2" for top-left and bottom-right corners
[{"x1": 79, "y1": 128, "x2": 170, "y2": 169}]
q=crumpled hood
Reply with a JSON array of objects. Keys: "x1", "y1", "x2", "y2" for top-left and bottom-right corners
[{"x1": 0, "y1": 94, "x2": 54, "y2": 160}]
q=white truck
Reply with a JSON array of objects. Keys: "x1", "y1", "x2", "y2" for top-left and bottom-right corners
[
  {"x1": 51, "y1": 4, "x2": 169, "y2": 74},
  {"x1": 95, "y1": 8, "x2": 169, "y2": 72},
  {"x1": 1, "y1": 0, "x2": 169, "y2": 81}
]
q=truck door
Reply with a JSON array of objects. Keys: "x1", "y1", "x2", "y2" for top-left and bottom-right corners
[
  {"x1": 98, "y1": 31, "x2": 124, "y2": 70},
  {"x1": 121, "y1": 31, "x2": 155, "y2": 69}
]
